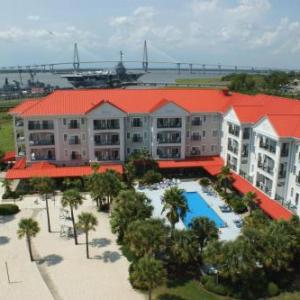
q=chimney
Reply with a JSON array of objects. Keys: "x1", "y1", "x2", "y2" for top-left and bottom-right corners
[{"x1": 222, "y1": 88, "x2": 232, "y2": 96}]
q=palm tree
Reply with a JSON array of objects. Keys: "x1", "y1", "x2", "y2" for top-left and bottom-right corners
[
  {"x1": 87, "y1": 173, "x2": 106, "y2": 209},
  {"x1": 190, "y1": 217, "x2": 218, "y2": 252},
  {"x1": 199, "y1": 177, "x2": 210, "y2": 191},
  {"x1": 1, "y1": 178, "x2": 12, "y2": 193},
  {"x1": 30, "y1": 177, "x2": 55, "y2": 232},
  {"x1": 76, "y1": 212, "x2": 98, "y2": 259},
  {"x1": 124, "y1": 219, "x2": 168, "y2": 258},
  {"x1": 217, "y1": 166, "x2": 232, "y2": 194},
  {"x1": 130, "y1": 256, "x2": 166, "y2": 300},
  {"x1": 243, "y1": 191, "x2": 259, "y2": 215},
  {"x1": 168, "y1": 229, "x2": 200, "y2": 266},
  {"x1": 124, "y1": 161, "x2": 136, "y2": 187},
  {"x1": 110, "y1": 190, "x2": 153, "y2": 242},
  {"x1": 17, "y1": 218, "x2": 40, "y2": 261},
  {"x1": 161, "y1": 187, "x2": 188, "y2": 230},
  {"x1": 61, "y1": 189, "x2": 84, "y2": 245}
]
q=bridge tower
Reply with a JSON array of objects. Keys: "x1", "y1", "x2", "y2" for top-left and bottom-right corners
[
  {"x1": 73, "y1": 43, "x2": 80, "y2": 71},
  {"x1": 142, "y1": 40, "x2": 148, "y2": 72}
]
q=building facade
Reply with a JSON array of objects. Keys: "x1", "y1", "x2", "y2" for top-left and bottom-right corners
[{"x1": 9, "y1": 89, "x2": 300, "y2": 215}]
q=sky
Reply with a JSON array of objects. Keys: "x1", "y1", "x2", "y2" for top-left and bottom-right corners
[{"x1": 0, "y1": 0, "x2": 300, "y2": 68}]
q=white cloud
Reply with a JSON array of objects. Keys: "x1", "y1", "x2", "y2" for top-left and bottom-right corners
[
  {"x1": 27, "y1": 15, "x2": 40, "y2": 21},
  {"x1": 191, "y1": 0, "x2": 219, "y2": 13}
]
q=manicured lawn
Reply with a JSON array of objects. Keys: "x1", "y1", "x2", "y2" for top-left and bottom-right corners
[
  {"x1": 153, "y1": 279, "x2": 231, "y2": 300},
  {"x1": 175, "y1": 77, "x2": 230, "y2": 87},
  {"x1": 0, "y1": 112, "x2": 14, "y2": 152}
]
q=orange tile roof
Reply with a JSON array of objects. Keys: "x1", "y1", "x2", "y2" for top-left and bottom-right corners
[
  {"x1": 1, "y1": 151, "x2": 15, "y2": 162},
  {"x1": 158, "y1": 156, "x2": 224, "y2": 169},
  {"x1": 19, "y1": 89, "x2": 233, "y2": 116},
  {"x1": 9, "y1": 98, "x2": 40, "y2": 115},
  {"x1": 6, "y1": 162, "x2": 123, "y2": 179},
  {"x1": 231, "y1": 173, "x2": 293, "y2": 221},
  {"x1": 266, "y1": 114, "x2": 300, "y2": 139}
]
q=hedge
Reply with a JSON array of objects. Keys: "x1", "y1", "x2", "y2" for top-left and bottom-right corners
[{"x1": 0, "y1": 204, "x2": 20, "y2": 215}]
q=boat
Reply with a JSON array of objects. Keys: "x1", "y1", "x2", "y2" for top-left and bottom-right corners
[{"x1": 61, "y1": 51, "x2": 145, "y2": 88}]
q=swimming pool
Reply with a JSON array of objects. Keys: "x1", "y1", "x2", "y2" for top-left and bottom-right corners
[{"x1": 182, "y1": 192, "x2": 225, "y2": 228}]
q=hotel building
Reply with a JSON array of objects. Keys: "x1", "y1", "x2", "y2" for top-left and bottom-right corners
[{"x1": 9, "y1": 89, "x2": 300, "y2": 217}]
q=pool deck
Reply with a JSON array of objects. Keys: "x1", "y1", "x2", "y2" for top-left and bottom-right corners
[{"x1": 137, "y1": 180, "x2": 242, "y2": 241}]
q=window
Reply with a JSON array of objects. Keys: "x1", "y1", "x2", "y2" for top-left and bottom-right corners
[
  {"x1": 291, "y1": 188, "x2": 294, "y2": 197},
  {"x1": 211, "y1": 145, "x2": 216, "y2": 152},
  {"x1": 202, "y1": 145, "x2": 206, "y2": 152},
  {"x1": 64, "y1": 134, "x2": 67, "y2": 142},
  {"x1": 69, "y1": 120, "x2": 79, "y2": 129},
  {"x1": 212, "y1": 130, "x2": 218, "y2": 137},
  {"x1": 203, "y1": 116, "x2": 206, "y2": 122},
  {"x1": 132, "y1": 118, "x2": 143, "y2": 127},
  {"x1": 191, "y1": 117, "x2": 201, "y2": 126},
  {"x1": 144, "y1": 132, "x2": 147, "y2": 139},
  {"x1": 213, "y1": 115, "x2": 219, "y2": 121},
  {"x1": 202, "y1": 130, "x2": 206, "y2": 137},
  {"x1": 81, "y1": 118, "x2": 85, "y2": 125},
  {"x1": 191, "y1": 132, "x2": 201, "y2": 141},
  {"x1": 63, "y1": 119, "x2": 66, "y2": 125},
  {"x1": 82, "y1": 150, "x2": 86, "y2": 156},
  {"x1": 127, "y1": 133, "x2": 130, "y2": 139},
  {"x1": 243, "y1": 128, "x2": 250, "y2": 139},
  {"x1": 296, "y1": 193, "x2": 299, "y2": 206}
]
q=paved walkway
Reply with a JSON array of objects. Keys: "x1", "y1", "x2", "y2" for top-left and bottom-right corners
[{"x1": 0, "y1": 185, "x2": 145, "y2": 300}]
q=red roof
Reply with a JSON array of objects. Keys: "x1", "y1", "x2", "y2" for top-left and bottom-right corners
[
  {"x1": 158, "y1": 156, "x2": 224, "y2": 169},
  {"x1": 18, "y1": 89, "x2": 233, "y2": 116},
  {"x1": 6, "y1": 162, "x2": 123, "y2": 179},
  {"x1": 1, "y1": 151, "x2": 15, "y2": 162},
  {"x1": 9, "y1": 98, "x2": 40, "y2": 115},
  {"x1": 231, "y1": 173, "x2": 293, "y2": 221},
  {"x1": 266, "y1": 114, "x2": 300, "y2": 139}
]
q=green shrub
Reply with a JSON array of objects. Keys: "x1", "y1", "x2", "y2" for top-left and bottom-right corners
[
  {"x1": 141, "y1": 170, "x2": 162, "y2": 185},
  {"x1": 0, "y1": 204, "x2": 20, "y2": 215},
  {"x1": 2, "y1": 190, "x2": 19, "y2": 200},
  {"x1": 203, "y1": 276, "x2": 229, "y2": 296},
  {"x1": 267, "y1": 282, "x2": 280, "y2": 297},
  {"x1": 231, "y1": 199, "x2": 248, "y2": 214}
]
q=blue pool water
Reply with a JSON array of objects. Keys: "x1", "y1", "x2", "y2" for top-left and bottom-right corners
[{"x1": 182, "y1": 192, "x2": 225, "y2": 228}]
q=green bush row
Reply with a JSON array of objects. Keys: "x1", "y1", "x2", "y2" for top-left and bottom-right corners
[{"x1": 0, "y1": 204, "x2": 20, "y2": 215}]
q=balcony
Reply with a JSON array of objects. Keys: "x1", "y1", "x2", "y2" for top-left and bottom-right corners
[
  {"x1": 256, "y1": 182, "x2": 272, "y2": 196},
  {"x1": 69, "y1": 137, "x2": 81, "y2": 145},
  {"x1": 71, "y1": 152, "x2": 82, "y2": 160},
  {"x1": 257, "y1": 163, "x2": 274, "y2": 176},
  {"x1": 259, "y1": 139, "x2": 276, "y2": 154},
  {"x1": 28, "y1": 121, "x2": 54, "y2": 131},
  {"x1": 157, "y1": 118, "x2": 182, "y2": 129},
  {"x1": 30, "y1": 149, "x2": 55, "y2": 161},
  {"x1": 94, "y1": 134, "x2": 119, "y2": 146},
  {"x1": 29, "y1": 133, "x2": 55, "y2": 146},
  {"x1": 227, "y1": 145, "x2": 238, "y2": 155},
  {"x1": 278, "y1": 171, "x2": 287, "y2": 179},
  {"x1": 94, "y1": 120, "x2": 120, "y2": 130},
  {"x1": 191, "y1": 119, "x2": 202, "y2": 126},
  {"x1": 132, "y1": 119, "x2": 143, "y2": 127},
  {"x1": 296, "y1": 176, "x2": 300, "y2": 186},
  {"x1": 228, "y1": 124, "x2": 240, "y2": 137},
  {"x1": 95, "y1": 150, "x2": 120, "y2": 161},
  {"x1": 157, "y1": 147, "x2": 180, "y2": 159},
  {"x1": 132, "y1": 136, "x2": 143, "y2": 143},
  {"x1": 191, "y1": 149, "x2": 201, "y2": 156},
  {"x1": 68, "y1": 122, "x2": 80, "y2": 129},
  {"x1": 15, "y1": 120, "x2": 24, "y2": 127},
  {"x1": 191, "y1": 134, "x2": 201, "y2": 141}
]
